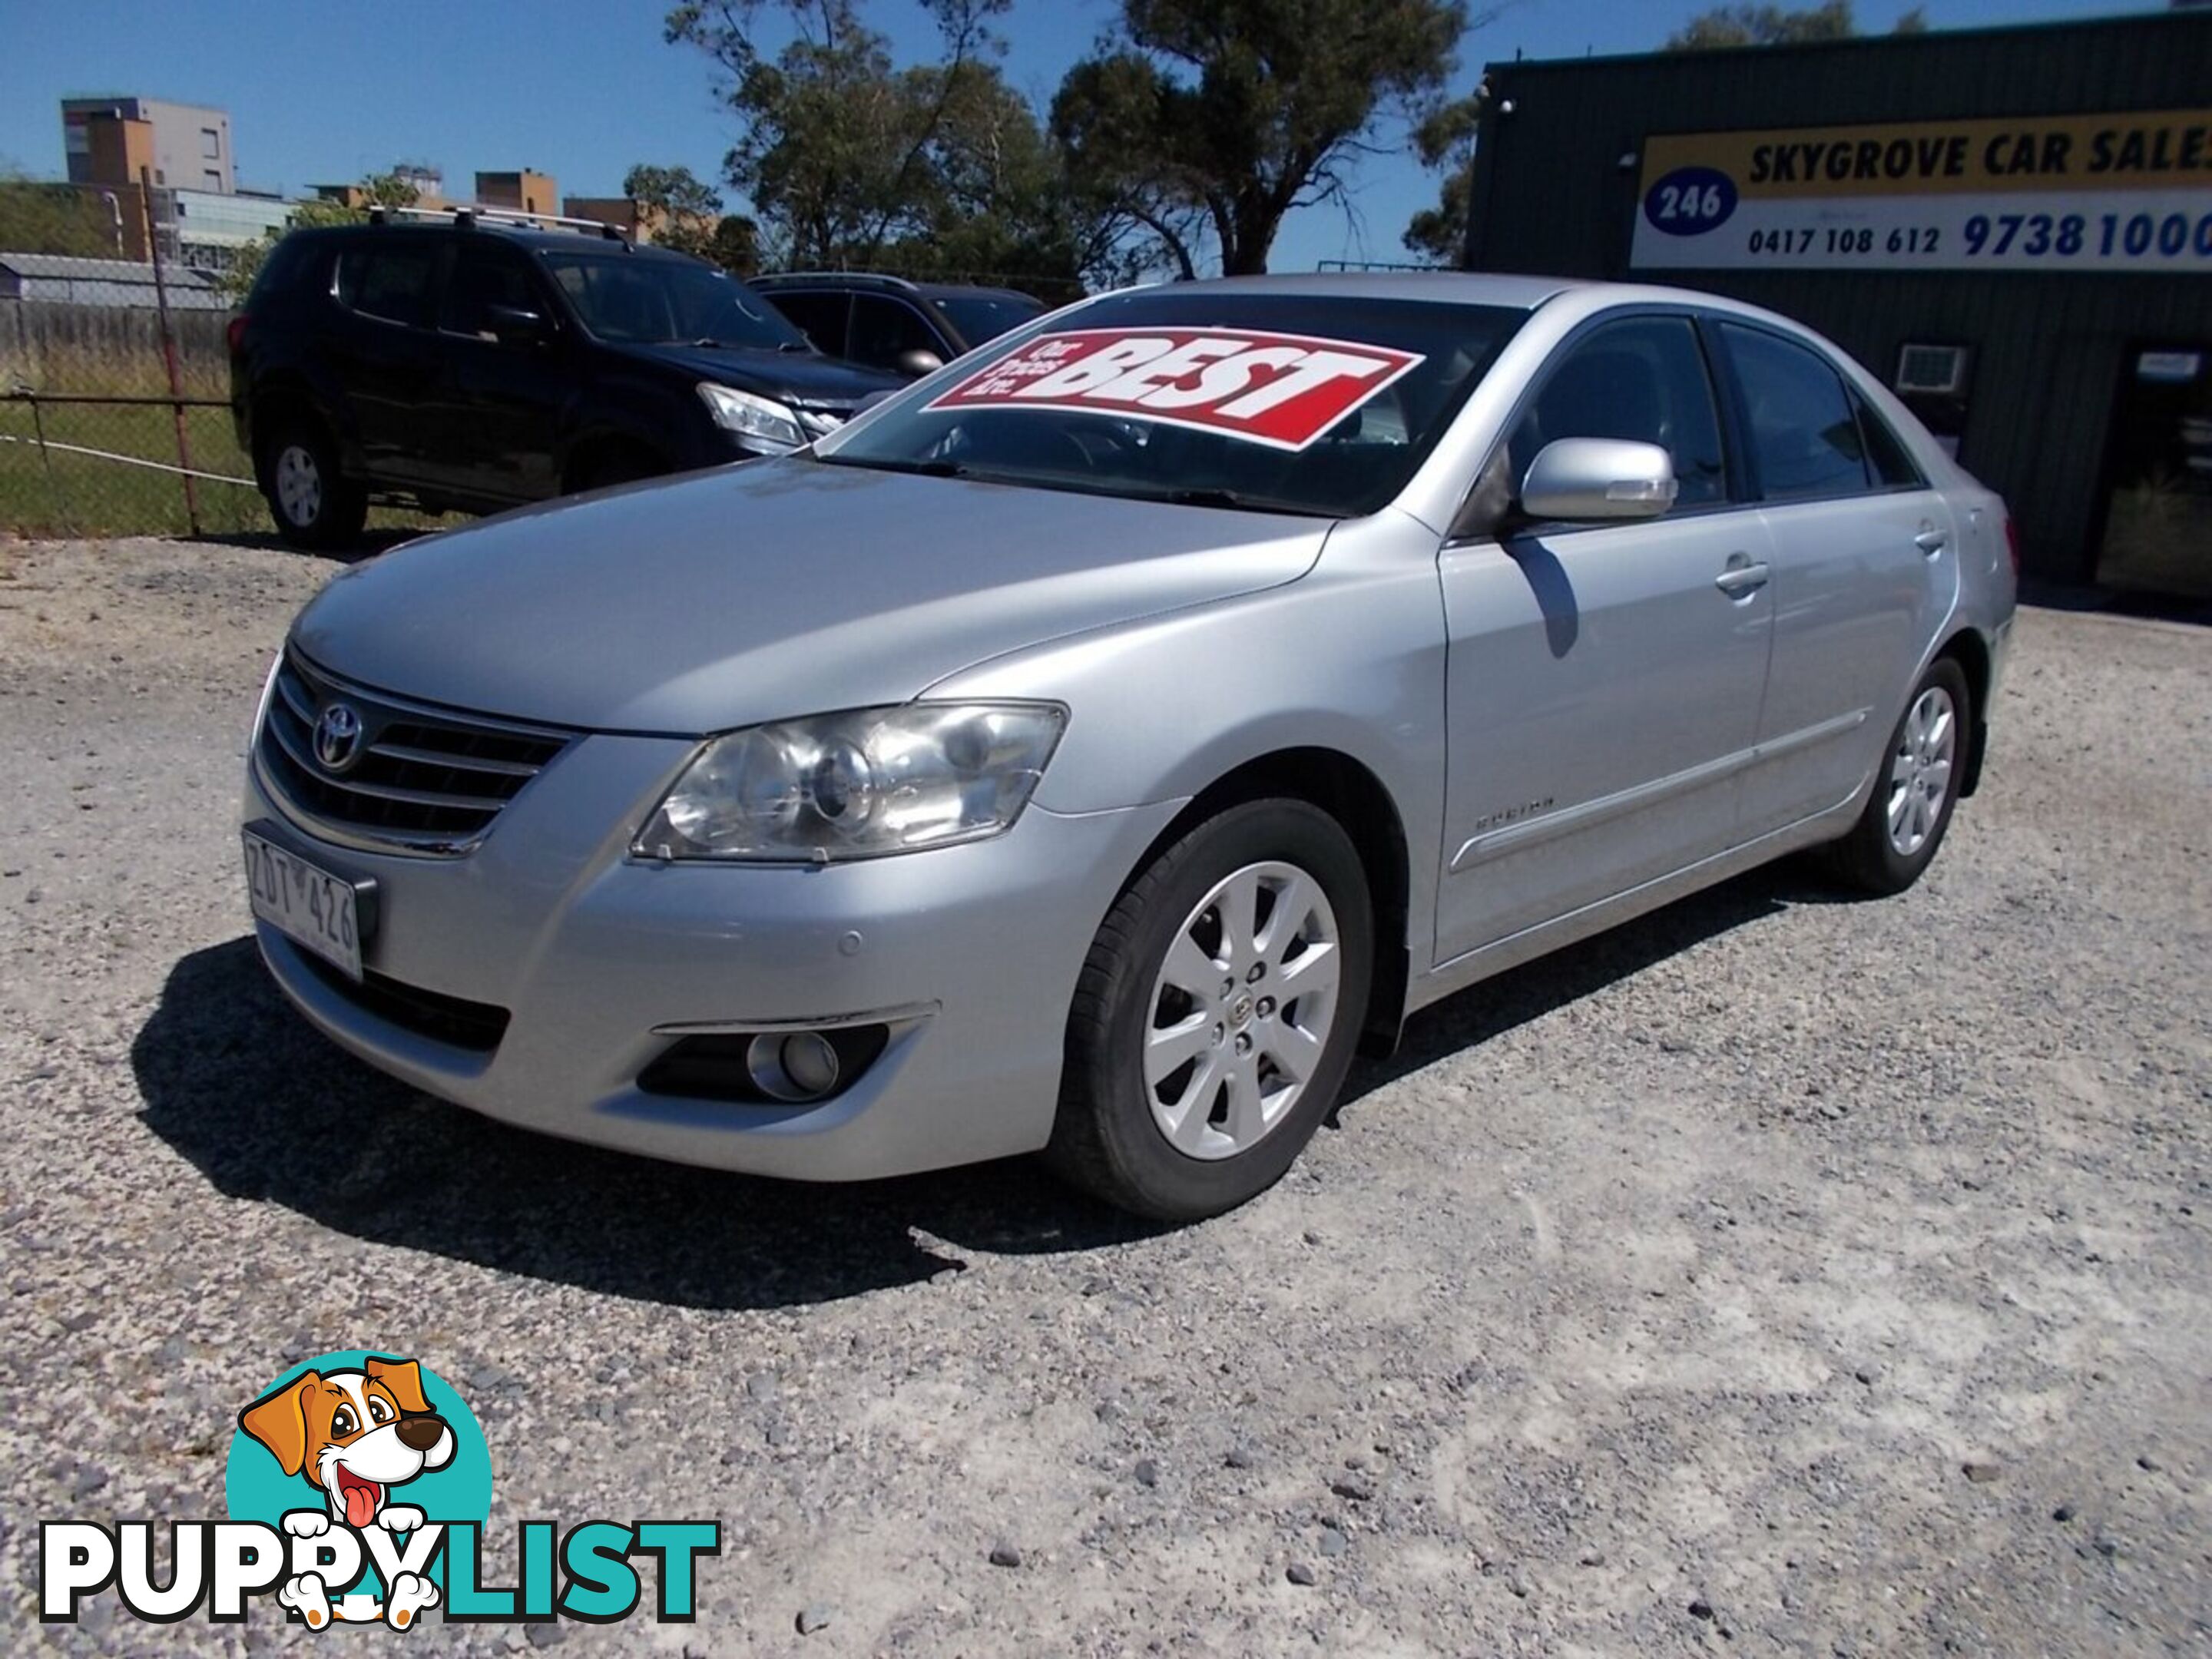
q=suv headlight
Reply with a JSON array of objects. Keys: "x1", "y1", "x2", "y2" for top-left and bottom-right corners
[
  {"x1": 634, "y1": 703, "x2": 1067, "y2": 863},
  {"x1": 698, "y1": 382, "x2": 805, "y2": 451}
]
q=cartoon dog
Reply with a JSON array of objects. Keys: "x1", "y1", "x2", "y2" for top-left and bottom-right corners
[{"x1": 239, "y1": 1356, "x2": 455, "y2": 1630}]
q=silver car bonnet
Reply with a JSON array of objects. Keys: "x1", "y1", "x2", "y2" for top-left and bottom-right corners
[{"x1": 289, "y1": 455, "x2": 1331, "y2": 734}]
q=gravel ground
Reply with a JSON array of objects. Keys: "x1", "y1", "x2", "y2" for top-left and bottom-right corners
[{"x1": 1, "y1": 532, "x2": 2206, "y2": 1656}]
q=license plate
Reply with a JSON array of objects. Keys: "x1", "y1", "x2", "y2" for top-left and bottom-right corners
[{"x1": 243, "y1": 830, "x2": 364, "y2": 981}]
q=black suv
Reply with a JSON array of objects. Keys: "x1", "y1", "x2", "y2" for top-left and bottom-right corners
[
  {"x1": 230, "y1": 214, "x2": 906, "y2": 547},
  {"x1": 750, "y1": 273, "x2": 1046, "y2": 379}
]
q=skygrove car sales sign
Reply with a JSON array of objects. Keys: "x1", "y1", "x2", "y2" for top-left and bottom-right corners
[
  {"x1": 1631, "y1": 109, "x2": 2212, "y2": 273},
  {"x1": 926, "y1": 328, "x2": 1425, "y2": 450}
]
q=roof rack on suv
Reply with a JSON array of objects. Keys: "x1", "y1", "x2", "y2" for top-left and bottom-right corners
[
  {"x1": 752, "y1": 270, "x2": 921, "y2": 293},
  {"x1": 366, "y1": 204, "x2": 628, "y2": 242}
]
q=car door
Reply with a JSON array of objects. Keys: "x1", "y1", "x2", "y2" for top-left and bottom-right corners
[
  {"x1": 1434, "y1": 312, "x2": 1775, "y2": 965},
  {"x1": 1714, "y1": 322, "x2": 1960, "y2": 837},
  {"x1": 325, "y1": 236, "x2": 445, "y2": 486},
  {"x1": 427, "y1": 240, "x2": 568, "y2": 502}
]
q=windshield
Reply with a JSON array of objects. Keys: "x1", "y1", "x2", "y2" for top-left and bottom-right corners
[
  {"x1": 540, "y1": 252, "x2": 810, "y2": 351},
  {"x1": 816, "y1": 290, "x2": 1525, "y2": 517},
  {"x1": 936, "y1": 292, "x2": 1046, "y2": 346}
]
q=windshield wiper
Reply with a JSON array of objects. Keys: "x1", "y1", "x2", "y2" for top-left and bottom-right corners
[
  {"x1": 813, "y1": 454, "x2": 969, "y2": 479},
  {"x1": 1157, "y1": 487, "x2": 1335, "y2": 518}
]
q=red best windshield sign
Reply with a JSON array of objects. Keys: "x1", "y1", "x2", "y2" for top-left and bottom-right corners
[{"x1": 925, "y1": 327, "x2": 1425, "y2": 451}]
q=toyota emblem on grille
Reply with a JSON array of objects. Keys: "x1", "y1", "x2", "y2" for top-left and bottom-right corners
[{"x1": 313, "y1": 701, "x2": 365, "y2": 772}]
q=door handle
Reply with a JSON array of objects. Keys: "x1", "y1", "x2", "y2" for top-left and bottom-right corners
[
  {"x1": 1714, "y1": 558, "x2": 1770, "y2": 598},
  {"x1": 1914, "y1": 528, "x2": 1948, "y2": 555}
]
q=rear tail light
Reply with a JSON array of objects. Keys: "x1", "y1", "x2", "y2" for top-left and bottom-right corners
[
  {"x1": 226, "y1": 314, "x2": 249, "y2": 355},
  {"x1": 2002, "y1": 516, "x2": 2021, "y2": 578}
]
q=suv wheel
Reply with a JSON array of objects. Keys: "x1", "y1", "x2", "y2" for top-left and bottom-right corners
[{"x1": 262, "y1": 421, "x2": 367, "y2": 550}]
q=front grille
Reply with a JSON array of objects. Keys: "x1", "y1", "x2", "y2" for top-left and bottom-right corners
[
  {"x1": 296, "y1": 952, "x2": 511, "y2": 1053},
  {"x1": 257, "y1": 651, "x2": 571, "y2": 854}
]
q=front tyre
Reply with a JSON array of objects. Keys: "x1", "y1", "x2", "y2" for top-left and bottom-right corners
[
  {"x1": 1046, "y1": 800, "x2": 1373, "y2": 1220},
  {"x1": 1824, "y1": 655, "x2": 1971, "y2": 895}
]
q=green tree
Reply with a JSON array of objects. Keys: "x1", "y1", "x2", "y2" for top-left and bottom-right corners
[
  {"x1": 1400, "y1": 88, "x2": 1482, "y2": 264},
  {"x1": 217, "y1": 171, "x2": 420, "y2": 300},
  {"x1": 1666, "y1": 1, "x2": 1926, "y2": 49},
  {"x1": 620, "y1": 162, "x2": 756, "y2": 268},
  {"x1": 668, "y1": 0, "x2": 1000, "y2": 264},
  {"x1": 0, "y1": 171, "x2": 129, "y2": 259},
  {"x1": 1049, "y1": 0, "x2": 1479, "y2": 277}
]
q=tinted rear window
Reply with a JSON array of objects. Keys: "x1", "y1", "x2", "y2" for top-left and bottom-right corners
[
  {"x1": 333, "y1": 244, "x2": 436, "y2": 327},
  {"x1": 936, "y1": 293, "x2": 1046, "y2": 346}
]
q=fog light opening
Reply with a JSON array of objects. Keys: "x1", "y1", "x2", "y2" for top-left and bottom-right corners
[
  {"x1": 746, "y1": 1030, "x2": 841, "y2": 1102},
  {"x1": 639, "y1": 1023, "x2": 892, "y2": 1105}
]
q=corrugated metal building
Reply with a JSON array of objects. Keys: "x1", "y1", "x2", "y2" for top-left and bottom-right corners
[
  {"x1": 1462, "y1": 10, "x2": 2212, "y2": 596},
  {"x1": 0, "y1": 253, "x2": 228, "y2": 310}
]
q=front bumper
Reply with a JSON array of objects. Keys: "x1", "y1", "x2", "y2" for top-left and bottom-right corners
[{"x1": 244, "y1": 734, "x2": 1181, "y2": 1181}]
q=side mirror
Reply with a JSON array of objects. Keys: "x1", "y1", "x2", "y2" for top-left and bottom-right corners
[
  {"x1": 894, "y1": 347, "x2": 945, "y2": 379},
  {"x1": 485, "y1": 304, "x2": 550, "y2": 348},
  {"x1": 1518, "y1": 437, "x2": 1678, "y2": 523}
]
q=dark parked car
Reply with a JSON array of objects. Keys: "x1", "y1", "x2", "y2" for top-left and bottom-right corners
[
  {"x1": 229, "y1": 211, "x2": 906, "y2": 547},
  {"x1": 750, "y1": 272, "x2": 1048, "y2": 379}
]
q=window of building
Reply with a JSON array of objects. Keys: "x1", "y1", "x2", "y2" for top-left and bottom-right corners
[
  {"x1": 1721, "y1": 324, "x2": 1870, "y2": 502},
  {"x1": 204, "y1": 170, "x2": 223, "y2": 191},
  {"x1": 200, "y1": 127, "x2": 221, "y2": 159},
  {"x1": 1507, "y1": 315, "x2": 1730, "y2": 508}
]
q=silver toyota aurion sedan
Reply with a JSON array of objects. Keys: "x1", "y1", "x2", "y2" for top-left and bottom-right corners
[{"x1": 242, "y1": 274, "x2": 2016, "y2": 1219}]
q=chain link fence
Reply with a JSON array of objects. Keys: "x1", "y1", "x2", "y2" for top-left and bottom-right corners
[{"x1": 1, "y1": 294, "x2": 433, "y2": 541}]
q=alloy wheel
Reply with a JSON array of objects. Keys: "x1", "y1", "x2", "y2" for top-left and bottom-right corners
[
  {"x1": 1144, "y1": 859, "x2": 1342, "y2": 1161},
  {"x1": 1886, "y1": 684, "x2": 1956, "y2": 856},
  {"x1": 276, "y1": 443, "x2": 323, "y2": 527}
]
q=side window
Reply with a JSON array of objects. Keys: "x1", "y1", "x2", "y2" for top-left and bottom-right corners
[
  {"x1": 1505, "y1": 316, "x2": 1729, "y2": 508},
  {"x1": 334, "y1": 244, "x2": 435, "y2": 328},
  {"x1": 762, "y1": 290, "x2": 850, "y2": 356},
  {"x1": 1721, "y1": 324, "x2": 1871, "y2": 501},
  {"x1": 849, "y1": 295, "x2": 945, "y2": 369},
  {"x1": 440, "y1": 245, "x2": 538, "y2": 339},
  {"x1": 1853, "y1": 391, "x2": 1926, "y2": 489}
]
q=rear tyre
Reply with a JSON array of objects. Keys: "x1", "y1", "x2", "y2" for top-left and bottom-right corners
[
  {"x1": 1823, "y1": 655, "x2": 1971, "y2": 896},
  {"x1": 261, "y1": 421, "x2": 367, "y2": 550},
  {"x1": 1045, "y1": 800, "x2": 1373, "y2": 1221}
]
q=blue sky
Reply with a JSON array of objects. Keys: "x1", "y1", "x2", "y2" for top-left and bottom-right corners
[{"x1": 1, "y1": 0, "x2": 2157, "y2": 273}]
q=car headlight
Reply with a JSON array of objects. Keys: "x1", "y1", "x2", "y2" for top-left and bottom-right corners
[
  {"x1": 697, "y1": 382, "x2": 805, "y2": 451},
  {"x1": 634, "y1": 703, "x2": 1067, "y2": 863}
]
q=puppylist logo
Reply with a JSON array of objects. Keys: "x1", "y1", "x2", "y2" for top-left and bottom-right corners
[{"x1": 41, "y1": 1350, "x2": 718, "y2": 1632}]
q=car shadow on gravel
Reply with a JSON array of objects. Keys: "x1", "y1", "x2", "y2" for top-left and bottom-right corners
[
  {"x1": 193, "y1": 528, "x2": 431, "y2": 565},
  {"x1": 132, "y1": 939, "x2": 1166, "y2": 1313},
  {"x1": 134, "y1": 862, "x2": 1857, "y2": 1310},
  {"x1": 1333, "y1": 858, "x2": 1856, "y2": 1118}
]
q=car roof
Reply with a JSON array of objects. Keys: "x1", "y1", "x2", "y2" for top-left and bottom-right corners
[
  {"x1": 296, "y1": 221, "x2": 706, "y2": 265},
  {"x1": 750, "y1": 271, "x2": 1040, "y2": 304},
  {"x1": 1134, "y1": 271, "x2": 1582, "y2": 310}
]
